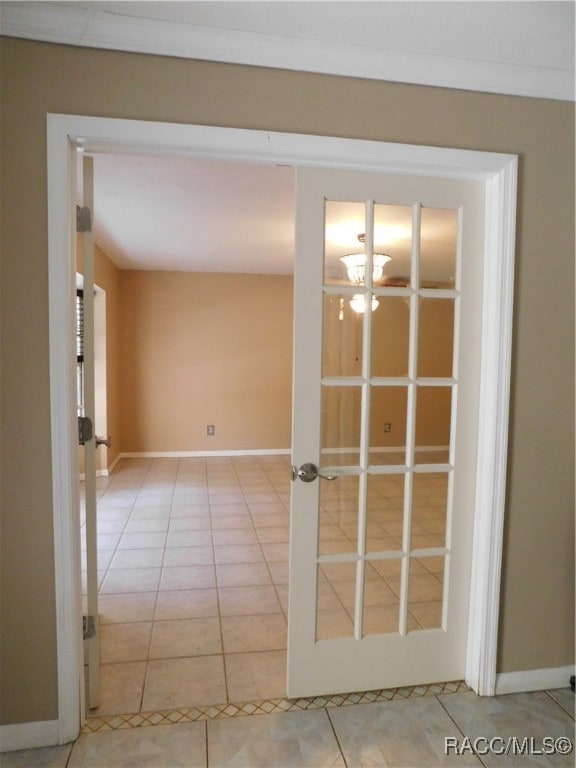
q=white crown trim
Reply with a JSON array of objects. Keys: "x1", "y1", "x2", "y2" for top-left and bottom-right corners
[{"x1": 1, "y1": 3, "x2": 573, "y2": 101}]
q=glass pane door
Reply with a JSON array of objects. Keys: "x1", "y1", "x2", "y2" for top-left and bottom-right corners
[
  {"x1": 318, "y1": 197, "x2": 458, "y2": 641},
  {"x1": 288, "y1": 166, "x2": 484, "y2": 698}
]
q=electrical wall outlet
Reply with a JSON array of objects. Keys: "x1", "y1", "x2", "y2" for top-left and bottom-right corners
[
  {"x1": 384, "y1": 422, "x2": 392, "y2": 433},
  {"x1": 207, "y1": 425, "x2": 215, "y2": 436}
]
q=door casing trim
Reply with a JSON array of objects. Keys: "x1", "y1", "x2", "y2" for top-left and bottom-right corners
[{"x1": 46, "y1": 114, "x2": 517, "y2": 744}]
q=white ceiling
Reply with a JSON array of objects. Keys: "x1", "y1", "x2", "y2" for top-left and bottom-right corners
[
  {"x1": 88, "y1": 152, "x2": 456, "y2": 282},
  {"x1": 6, "y1": 1, "x2": 574, "y2": 275},
  {"x1": 89, "y1": 154, "x2": 457, "y2": 285},
  {"x1": 90, "y1": 154, "x2": 296, "y2": 274}
]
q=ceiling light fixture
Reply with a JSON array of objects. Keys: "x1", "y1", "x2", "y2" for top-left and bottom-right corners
[{"x1": 340, "y1": 234, "x2": 391, "y2": 313}]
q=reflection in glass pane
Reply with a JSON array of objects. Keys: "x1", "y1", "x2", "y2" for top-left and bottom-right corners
[
  {"x1": 318, "y1": 508, "x2": 356, "y2": 556},
  {"x1": 362, "y1": 559, "x2": 401, "y2": 635},
  {"x1": 321, "y1": 385, "x2": 361, "y2": 466},
  {"x1": 374, "y1": 203, "x2": 413, "y2": 287},
  {"x1": 323, "y1": 293, "x2": 363, "y2": 377},
  {"x1": 319, "y1": 475, "x2": 359, "y2": 556},
  {"x1": 349, "y1": 293, "x2": 379, "y2": 314},
  {"x1": 316, "y1": 562, "x2": 356, "y2": 640},
  {"x1": 420, "y1": 207, "x2": 458, "y2": 288},
  {"x1": 366, "y1": 475, "x2": 404, "y2": 554},
  {"x1": 370, "y1": 386, "x2": 407, "y2": 465},
  {"x1": 418, "y1": 299, "x2": 455, "y2": 378},
  {"x1": 408, "y1": 557, "x2": 445, "y2": 630},
  {"x1": 367, "y1": 474, "x2": 405, "y2": 531},
  {"x1": 324, "y1": 201, "x2": 366, "y2": 287},
  {"x1": 411, "y1": 473, "x2": 449, "y2": 550},
  {"x1": 415, "y1": 386, "x2": 452, "y2": 454},
  {"x1": 414, "y1": 447, "x2": 449, "y2": 464},
  {"x1": 371, "y1": 297, "x2": 410, "y2": 377}
]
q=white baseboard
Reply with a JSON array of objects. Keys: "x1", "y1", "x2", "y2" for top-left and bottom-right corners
[
  {"x1": 118, "y1": 449, "x2": 292, "y2": 459},
  {"x1": 322, "y1": 445, "x2": 449, "y2": 454},
  {"x1": 78, "y1": 453, "x2": 129, "y2": 480},
  {"x1": 85, "y1": 447, "x2": 448, "y2": 467},
  {"x1": 495, "y1": 665, "x2": 575, "y2": 695},
  {"x1": 0, "y1": 719, "x2": 61, "y2": 753},
  {"x1": 106, "y1": 452, "x2": 123, "y2": 474},
  {"x1": 78, "y1": 469, "x2": 109, "y2": 481}
]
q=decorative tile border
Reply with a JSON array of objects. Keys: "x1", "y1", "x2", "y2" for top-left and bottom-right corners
[{"x1": 82, "y1": 680, "x2": 470, "y2": 733}]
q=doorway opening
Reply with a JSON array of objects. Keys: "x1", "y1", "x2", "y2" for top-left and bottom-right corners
[
  {"x1": 78, "y1": 153, "x2": 296, "y2": 715},
  {"x1": 79, "y1": 154, "x2": 470, "y2": 717},
  {"x1": 47, "y1": 115, "x2": 516, "y2": 742}
]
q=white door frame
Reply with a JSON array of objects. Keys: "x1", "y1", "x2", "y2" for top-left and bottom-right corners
[{"x1": 46, "y1": 114, "x2": 517, "y2": 744}]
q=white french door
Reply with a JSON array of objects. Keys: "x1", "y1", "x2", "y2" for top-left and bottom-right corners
[
  {"x1": 287, "y1": 166, "x2": 485, "y2": 697},
  {"x1": 78, "y1": 154, "x2": 100, "y2": 710}
]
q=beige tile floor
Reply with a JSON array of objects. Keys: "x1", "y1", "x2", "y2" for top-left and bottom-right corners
[
  {"x1": 80, "y1": 455, "x2": 450, "y2": 716},
  {"x1": 4, "y1": 688, "x2": 574, "y2": 767},
  {"x1": 81, "y1": 456, "x2": 291, "y2": 716},
  {"x1": 6, "y1": 456, "x2": 573, "y2": 766}
]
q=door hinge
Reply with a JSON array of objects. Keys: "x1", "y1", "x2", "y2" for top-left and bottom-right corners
[
  {"x1": 83, "y1": 615, "x2": 96, "y2": 640},
  {"x1": 78, "y1": 416, "x2": 93, "y2": 445},
  {"x1": 76, "y1": 205, "x2": 92, "y2": 233}
]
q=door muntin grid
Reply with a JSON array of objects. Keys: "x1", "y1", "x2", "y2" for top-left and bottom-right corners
[{"x1": 317, "y1": 200, "x2": 459, "y2": 641}]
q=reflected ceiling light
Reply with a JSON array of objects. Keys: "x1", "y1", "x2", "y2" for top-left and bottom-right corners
[
  {"x1": 350, "y1": 294, "x2": 380, "y2": 314},
  {"x1": 340, "y1": 252, "x2": 391, "y2": 285},
  {"x1": 340, "y1": 234, "x2": 390, "y2": 313},
  {"x1": 340, "y1": 234, "x2": 391, "y2": 285}
]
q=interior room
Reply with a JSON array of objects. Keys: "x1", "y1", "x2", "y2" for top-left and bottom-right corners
[
  {"x1": 77, "y1": 153, "x2": 458, "y2": 716},
  {"x1": 1, "y1": 2, "x2": 573, "y2": 765}
]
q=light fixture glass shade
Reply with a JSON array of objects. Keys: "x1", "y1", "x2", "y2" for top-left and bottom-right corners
[
  {"x1": 340, "y1": 253, "x2": 391, "y2": 285},
  {"x1": 350, "y1": 294, "x2": 379, "y2": 313}
]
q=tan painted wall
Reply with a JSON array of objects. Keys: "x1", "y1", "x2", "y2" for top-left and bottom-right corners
[
  {"x1": 322, "y1": 296, "x2": 454, "y2": 450},
  {"x1": 0, "y1": 38, "x2": 573, "y2": 726},
  {"x1": 119, "y1": 270, "x2": 293, "y2": 452},
  {"x1": 119, "y1": 274, "x2": 449, "y2": 457}
]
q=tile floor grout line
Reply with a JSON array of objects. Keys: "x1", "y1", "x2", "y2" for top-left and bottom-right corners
[
  {"x1": 230, "y1": 455, "x2": 282, "y2": 703},
  {"x1": 238, "y1": 457, "x2": 288, "y2": 636},
  {"x1": 435, "y1": 691, "x2": 489, "y2": 768},
  {"x1": 213, "y1": 455, "x2": 258, "y2": 706},
  {"x1": 94, "y1": 458, "x2": 149, "y2": 716},
  {"x1": 325, "y1": 705, "x2": 350, "y2": 768},
  {"x1": 137, "y1": 455, "x2": 163, "y2": 717},
  {"x1": 254, "y1": 501, "x2": 289, "y2": 624},
  {"x1": 211, "y1": 494, "x2": 231, "y2": 707},
  {"x1": 543, "y1": 688, "x2": 575, "y2": 720}
]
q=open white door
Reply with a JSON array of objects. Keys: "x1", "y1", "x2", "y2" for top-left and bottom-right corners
[
  {"x1": 77, "y1": 154, "x2": 100, "y2": 710},
  {"x1": 287, "y1": 167, "x2": 485, "y2": 697}
]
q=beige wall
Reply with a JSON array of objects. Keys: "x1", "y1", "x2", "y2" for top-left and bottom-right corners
[
  {"x1": 0, "y1": 38, "x2": 573, "y2": 727},
  {"x1": 322, "y1": 296, "x2": 454, "y2": 450},
  {"x1": 120, "y1": 274, "x2": 449, "y2": 458},
  {"x1": 119, "y1": 270, "x2": 293, "y2": 452}
]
